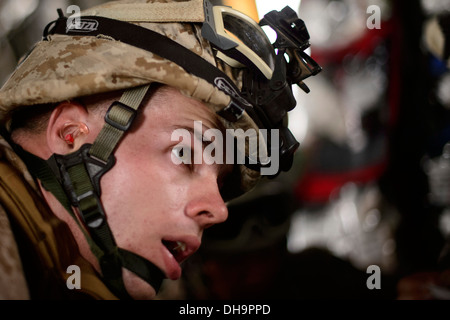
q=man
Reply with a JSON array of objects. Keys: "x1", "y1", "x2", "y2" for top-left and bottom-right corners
[{"x1": 0, "y1": 0, "x2": 320, "y2": 299}]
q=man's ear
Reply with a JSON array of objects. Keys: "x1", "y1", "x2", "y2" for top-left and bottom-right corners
[{"x1": 47, "y1": 101, "x2": 91, "y2": 154}]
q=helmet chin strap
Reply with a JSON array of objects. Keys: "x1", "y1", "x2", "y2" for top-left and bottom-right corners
[{"x1": 15, "y1": 84, "x2": 166, "y2": 299}]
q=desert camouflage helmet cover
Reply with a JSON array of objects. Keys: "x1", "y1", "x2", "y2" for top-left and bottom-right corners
[{"x1": 0, "y1": 0, "x2": 262, "y2": 195}]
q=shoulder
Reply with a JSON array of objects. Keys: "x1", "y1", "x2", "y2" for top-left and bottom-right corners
[
  {"x1": 0, "y1": 137, "x2": 117, "y2": 300},
  {"x1": 0, "y1": 204, "x2": 30, "y2": 299}
]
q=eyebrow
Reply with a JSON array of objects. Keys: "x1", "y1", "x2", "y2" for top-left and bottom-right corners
[
  {"x1": 170, "y1": 124, "x2": 215, "y2": 150},
  {"x1": 170, "y1": 124, "x2": 233, "y2": 175}
]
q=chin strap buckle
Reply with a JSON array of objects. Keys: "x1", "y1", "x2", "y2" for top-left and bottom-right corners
[
  {"x1": 49, "y1": 144, "x2": 115, "y2": 205},
  {"x1": 48, "y1": 143, "x2": 116, "y2": 229}
]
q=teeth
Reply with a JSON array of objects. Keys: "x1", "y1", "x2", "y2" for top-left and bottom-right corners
[{"x1": 173, "y1": 241, "x2": 186, "y2": 253}]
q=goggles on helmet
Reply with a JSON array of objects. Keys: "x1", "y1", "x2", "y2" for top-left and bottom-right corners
[
  {"x1": 201, "y1": 1, "x2": 322, "y2": 171},
  {"x1": 201, "y1": 1, "x2": 276, "y2": 80},
  {"x1": 201, "y1": 2, "x2": 322, "y2": 91}
]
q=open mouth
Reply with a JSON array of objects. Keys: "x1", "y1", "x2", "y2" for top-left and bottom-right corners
[{"x1": 162, "y1": 240, "x2": 188, "y2": 263}]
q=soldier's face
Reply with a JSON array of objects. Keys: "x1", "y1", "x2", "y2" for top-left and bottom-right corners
[{"x1": 98, "y1": 86, "x2": 230, "y2": 299}]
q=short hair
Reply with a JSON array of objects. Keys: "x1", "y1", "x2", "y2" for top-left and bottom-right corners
[{"x1": 9, "y1": 89, "x2": 126, "y2": 142}]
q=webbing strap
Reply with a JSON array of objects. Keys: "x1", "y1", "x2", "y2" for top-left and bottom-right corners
[
  {"x1": 67, "y1": 85, "x2": 167, "y2": 298},
  {"x1": 66, "y1": 162, "x2": 116, "y2": 250},
  {"x1": 4, "y1": 85, "x2": 165, "y2": 299},
  {"x1": 89, "y1": 85, "x2": 150, "y2": 162},
  {"x1": 45, "y1": 15, "x2": 262, "y2": 124},
  {"x1": 119, "y1": 249, "x2": 165, "y2": 290}
]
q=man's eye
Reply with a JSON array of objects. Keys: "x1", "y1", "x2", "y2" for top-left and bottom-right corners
[{"x1": 172, "y1": 146, "x2": 192, "y2": 164}]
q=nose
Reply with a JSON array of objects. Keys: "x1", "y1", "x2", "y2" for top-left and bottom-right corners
[{"x1": 184, "y1": 175, "x2": 229, "y2": 229}]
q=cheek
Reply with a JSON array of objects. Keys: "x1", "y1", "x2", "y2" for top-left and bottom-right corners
[{"x1": 98, "y1": 147, "x2": 188, "y2": 244}]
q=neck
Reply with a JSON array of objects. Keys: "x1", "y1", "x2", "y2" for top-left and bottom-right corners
[{"x1": 38, "y1": 180, "x2": 100, "y2": 272}]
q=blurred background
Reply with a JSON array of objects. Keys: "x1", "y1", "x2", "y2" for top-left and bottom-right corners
[{"x1": 2, "y1": 0, "x2": 450, "y2": 300}]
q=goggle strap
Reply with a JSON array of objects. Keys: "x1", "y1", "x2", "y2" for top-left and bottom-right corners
[{"x1": 45, "y1": 14, "x2": 249, "y2": 116}]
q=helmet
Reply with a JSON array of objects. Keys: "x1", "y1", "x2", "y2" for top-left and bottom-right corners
[{"x1": 0, "y1": 0, "x2": 321, "y2": 298}]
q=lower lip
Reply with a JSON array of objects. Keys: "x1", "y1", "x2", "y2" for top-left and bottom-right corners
[{"x1": 161, "y1": 245, "x2": 182, "y2": 280}]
